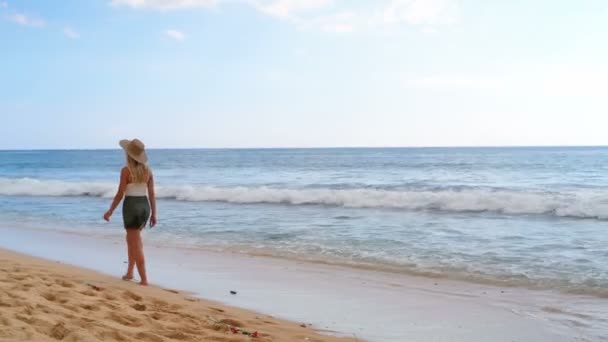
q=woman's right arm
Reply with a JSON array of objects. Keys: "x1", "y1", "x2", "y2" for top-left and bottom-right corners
[
  {"x1": 147, "y1": 172, "x2": 157, "y2": 228},
  {"x1": 104, "y1": 168, "x2": 128, "y2": 221}
]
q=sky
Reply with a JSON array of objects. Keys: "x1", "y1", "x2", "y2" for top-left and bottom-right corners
[{"x1": 0, "y1": 0, "x2": 607, "y2": 149}]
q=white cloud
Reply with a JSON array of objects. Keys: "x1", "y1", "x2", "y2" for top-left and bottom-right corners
[
  {"x1": 109, "y1": 0, "x2": 461, "y2": 33},
  {"x1": 63, "y1": 27, "x2": 80, "y2": 39},
  {"x1": 309, "y1": 11, "x2": 357, "y2": 33},
  {"x1": 381, "y1": 0, "x2": 459, "y2": 26},
  {"x1": 8, "y1": 13, "x2": 45, "y2": 27},
  {"x1": 110, "y1": 0, "x2": 216, "y2": 10},
  {"x1": 263, "y1": 0, "x2": 461, "y2": 33},
  {"x1": 321, "y1": 20, "x2": 354, "y2": 33},
  {"x1": 165, "y1": 29, "x2": 185, "y2": 41},
  {"x1": 251, "y1": 0, "x2": 333, "y2": 20}
]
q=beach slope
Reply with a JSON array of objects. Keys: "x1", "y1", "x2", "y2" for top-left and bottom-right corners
[{"x1": 0, "y1": 249, "x2": 356, "y2": 342}]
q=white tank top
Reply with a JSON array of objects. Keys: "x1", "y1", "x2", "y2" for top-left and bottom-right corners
[{"x1": 125, "y1": 183, "x2": 147, "y2": 196}]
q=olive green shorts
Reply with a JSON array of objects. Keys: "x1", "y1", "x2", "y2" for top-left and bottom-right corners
[{"x1": 122, "y1": 196, "x2": 150, "y2": 229}]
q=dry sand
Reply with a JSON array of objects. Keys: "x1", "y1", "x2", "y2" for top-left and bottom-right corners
[{"x1": 0, "y1": 248, "x2": 357, "y2": 342}]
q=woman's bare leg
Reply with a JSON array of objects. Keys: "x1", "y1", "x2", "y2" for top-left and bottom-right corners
[
  {"x1": 123, "y1": 231, "x2": 135, "y2": 280},
  {"x1": 131, "y1": 229, "x2": 148, "y2": 286}
]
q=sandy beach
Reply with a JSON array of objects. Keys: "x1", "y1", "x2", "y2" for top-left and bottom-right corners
[
  {"x1": 1, "y1": 226, "x2": 606, "y2": 342},
  {"x1": 0, "y1": 248, "x2": 357, "y2": 342}
]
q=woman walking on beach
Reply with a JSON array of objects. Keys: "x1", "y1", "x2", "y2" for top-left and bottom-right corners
[{"x1": 103, "y1": 139, "x2": 157, "y2": 286}]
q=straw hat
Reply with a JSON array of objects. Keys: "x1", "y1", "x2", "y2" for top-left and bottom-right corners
[{"x1": 119, "y1": 139, "x2": 148, "y2": 164}]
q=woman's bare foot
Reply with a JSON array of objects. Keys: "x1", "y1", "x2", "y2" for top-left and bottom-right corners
[
  {"x1": 122, "y1": 274, "x2": 134, "y2": 281},
  {"x1": 139, "y1": 280, "x2": 148, "y2": 286}
]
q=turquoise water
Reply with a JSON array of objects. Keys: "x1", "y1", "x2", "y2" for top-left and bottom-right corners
[{"x1": 1, "y1": 147, "x2": 608, "y2": 296}]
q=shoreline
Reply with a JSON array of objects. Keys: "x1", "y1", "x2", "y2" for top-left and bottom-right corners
[
  {"x1": 8, "y1": 221, "x2": 607, "y2": 300},
  {"x1": 1, "y1": 225, "x2": 607, "y2": 341},
  {"x1": 0, "y1": 248, "x2": 357, "y2": 342}
]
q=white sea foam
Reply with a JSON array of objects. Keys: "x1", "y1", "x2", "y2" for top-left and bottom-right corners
[
  {"x1": 2, "y1": 177, "x2": 608, "y2": 219},
  {"x1": 0, "y1": 177, "x2": 116, "y2": 198}
]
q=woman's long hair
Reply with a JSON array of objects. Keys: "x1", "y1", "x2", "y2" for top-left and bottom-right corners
[{"x1": 126, "y1": 155, "x2": 150, "y2": 183}]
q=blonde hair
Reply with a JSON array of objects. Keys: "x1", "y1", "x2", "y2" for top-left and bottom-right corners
[{"x1": 126, "y1": 155, "x2": 150, "y2": 183}]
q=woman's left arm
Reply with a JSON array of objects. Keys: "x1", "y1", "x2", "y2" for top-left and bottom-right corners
[{"x1": 148, "y1": 172, "x2": 157, "y2": 228}]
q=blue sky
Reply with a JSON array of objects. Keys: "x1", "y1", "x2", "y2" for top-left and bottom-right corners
[{"x1": 1, "y1": 0, "x2": 607, "y2": 149}]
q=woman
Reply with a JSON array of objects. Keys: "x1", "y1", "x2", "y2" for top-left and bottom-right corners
[{"x1": 103, "y1": 139, "x2": 157, "y2": 286}]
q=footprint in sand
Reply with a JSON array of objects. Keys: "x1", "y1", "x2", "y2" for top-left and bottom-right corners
[
  {"x1": 63, "y1": 304, "x2": 81, "y2": 313},
  {"x1": 35, "y1": 304, "x2": 52, "y2": 314},
  {"x1": 151, "y1": 299, "x2": 168, "y2": 307},
  {"x1": 169, "y1": 303, "x2": 183, "y2": 311},
  {"x1": 49, "y1": 322, "x2": 70, "y2": 340},
  {"x1": 79, "y1": 290, "x2": 97, "y2": 297},
  {"x1": 100, "y1": 301, "x2": 119, "y2": 310},
  {"x1": 41, "y1": 292, "x2": 57, "y2": 302},
  {"x1": 0, "y1": 314, "x2": 11, "y2": 327},
  {"x1": 80, "y1": 304, "x2": 99, "y2": 311},
  {"x1": 55, "y1": 279, "x2": 75, "y2": 288},
  {"x1": 108, "y1": 312, "x2": 143, "y2": 327},
  {"x1": 14, "y1": 313, "x2": 35, "y2": 325},
  {"x1": 0, "y1": 295, "x2": 12, "y2": 308},
  {"x1": 149, "y1": 312, "x2": 164, "y2": 320},
  {"x1": 132, "y1": 303, "x2": 146, "y2": 311},
  {"x1": 161, "y1": 330, "x2": 191, "y2": 340},
  {"x1": 122, "y1": 290, "x2": 142, "y2": 302},
  {"x1": 43, "y1": 290, "x2": 70, "y2": 304},
  {"x1": 103, "y1": 293, "x2": 117, "y2": 300},
  {"x1": 218, "y1": 318, "x2": 243, "y2": 327},
  {"x1": 98, "y1": 330, "x2": 128, "y2": 341},
  {"x1": 21, "y1": 305, "x2": 34, "y2": 315},
  {"x1": 135, "y1": 331, "x2": 164, "y2": 342}
]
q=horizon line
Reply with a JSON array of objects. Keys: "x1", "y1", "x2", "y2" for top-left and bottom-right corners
[{"x1": 2, "y1": 144, "x2": 608, "y2": 152}]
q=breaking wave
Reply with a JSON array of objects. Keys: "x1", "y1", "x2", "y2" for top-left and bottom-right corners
[{"x1": 2, "y1": 177, "x2": 608, "y2": 219}]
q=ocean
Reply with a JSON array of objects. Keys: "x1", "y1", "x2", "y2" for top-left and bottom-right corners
[{"x1": 1, "y1": 147, "x2": 608, "y2": 298}]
